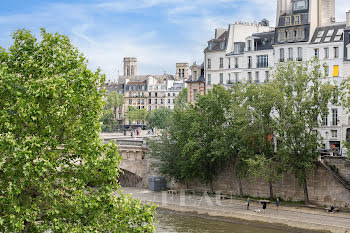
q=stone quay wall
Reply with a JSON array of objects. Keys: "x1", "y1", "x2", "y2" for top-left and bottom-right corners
[
  {"x1": 170, "y1": 161, "x2": 350, "y2": 208},
  {"x1": 323, "y1": 156, "x2": 350, "y2": 183}
]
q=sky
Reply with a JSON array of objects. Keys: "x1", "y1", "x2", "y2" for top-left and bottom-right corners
[{"x1": 0, "y1": 0, "x2": 350, "y2": 81}]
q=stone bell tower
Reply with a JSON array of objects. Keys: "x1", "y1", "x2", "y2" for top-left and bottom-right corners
[{"x1": 123, "y1": 57, "x2": 137, "y2": 76}]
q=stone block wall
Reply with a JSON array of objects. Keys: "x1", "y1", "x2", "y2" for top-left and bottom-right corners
[
  {"x1": 323, "y1": 156, "x2": 350, "y2": 183},
  {"x1": 170, "y1": 162, "x2": 350, "y2": 208}
]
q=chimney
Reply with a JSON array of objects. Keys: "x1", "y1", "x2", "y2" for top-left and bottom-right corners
[{"x1": 347, "y1": 10, "x2": 350, "y2": 27}]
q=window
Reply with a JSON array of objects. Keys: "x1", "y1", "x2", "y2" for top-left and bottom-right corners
[
  {"x1": 220, "y1": 58, "x2": 224, "y2": 68},
  {"x1": 248, "y1": 40, "x2": 252, "y2": 51},
  {"x1": 279, "y1": 30, "x2": 285, "y2": 42},
  {"x1": 332, "y1": 88, "x2": 338, "y2": 104},
  {"x1": 182, "y1": 69, "x2": 185, "y2": 78},
  {"x1": 161, "y1": 99, "x2": 164, "y2": 104},
  {"x1": 141, "y1": 99, "x2": 144, "y2": 104},
  {"x1": 314, "y1": 48, "x2": 319, "y2": 58},
  {"x1": 294, "y1": 15, "x2": 301, "y2": 24},
  {"x1": 228, "y1": 73, "x2": 232, "y2": 84},
  {"x1": 255, "y1": 71, "x2": 259, "y2": 83},
  {"x1": 148, "y1": 99, "x2": 151, "y2": 104},
  {"x1": 322, "y1": 114, "x2": 328, "y2": 126},
  {"x1": 285, "y1": 16, "x2": 291, "y2": 25},
  {"x1": 173, "y1": 93, "x2": 175, "y2": 96},
  {"x1": 265, "y1": 71, "x2": 269, "y2": 83},
  {"x1": 331, "y1": 130, "x2": 337, "y2": 138},
  {"x1": 193, "y1": 89, "x2": 198, "y2": 101},
  {"x1": 155, "y1": 92, "x2": 158, "y2": 97},
  {"x1": 228, "y1": 58, "x2": 231, "y2": 69},
  {"x1": 129, "y1": 99, "x2": 132, "y2": 104},
  {"x1": 288, "y1": 30, "x2": 294, "y2": 41},
  {"x1": 293, "y1": 0, "x2": 307, "y2": 11},
  {"x1": 248, "y1": 56, "x2": 252, "y2": 68},
  {"x1": 235, "y1": 58, "x2": 239, "y2": 68},
  {"x1": 235, "y1": 73, "x2": 239, "y2": 83},
  {"x1": 280, "y1": 48, "x2": 285, "y2": 61},
  {"x1": 248, "y1": 72, "x2": 252, "y2": 83},
  {"x1": 207, "y1": 59, "x2": 211, "y2": 69},
  {"x1": 288, "y1": 48, "x2": 294, "y2": 60},
  {"x1": 149, "y1": 92, "x2": 151, "y2": 97},
  {"x1": 194, "y1": 71, "x2": 198, "y2": 80},
  {"x1": 234, "y1": 44, "x2": 240, "y2": 53},
  {"x1": 168, "y1": 93, "x2": 170, "y2": 97},
  {"x1": 324, "y1": 48, "x2": 329, "y2": 59},
  {"x1": 155, "y1": 99, "x2": 158, "y2": 104},
  {"x1": 334, "y1": 47, "x2": 339, "y2": 58},
  {"x1": 207, "y1": 74, "x2": 211, "y2": 85},
  {"x1": 257, "y1": 55, "x2": 268, "y2": 67},
  {"x1": 332, "y1": 109, "x2": 338, "y2": 126},
  {"x1": 296, "y1": 29, "x2": 304, "y2": 40},
  {"x1": 220, "y1": 73, "x2": 224, "y2": 84},
  {"x1": 324, "y1": 65, "x2": 329, "y2": 77},
  {"x1": 297, "y1": 47, "x2": 303, "y2": 60},
  {"x1": 333, "y1": 65, "x2": 339, "y2": 77}
]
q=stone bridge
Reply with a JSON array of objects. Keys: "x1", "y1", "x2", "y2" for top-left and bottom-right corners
[{"x1": 103, "y1": 134, "x2": 156, "y2": 188}]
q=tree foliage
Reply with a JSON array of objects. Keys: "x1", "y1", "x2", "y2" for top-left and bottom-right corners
[
  {"x1": 0, "y1": 29, "x2": 155, "y2": 232},
  {"x1": 272, "y1": 59, "x2": 334, "y2": 204},
  {"x1": 125, "y1": 106, "x2": 147, "y2": 124},
  {"x1": 150, "y1": 59, "x2": 334, "y2": 204},
  {"x1": 101, "y1": 91, "x2": 124, "y2": 132},
  {"x1": 145, "y1": 107, "x2": 172, "y2": 129}
]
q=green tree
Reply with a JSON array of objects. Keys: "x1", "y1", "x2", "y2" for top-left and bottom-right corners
[
  {"x1": 245, "y1": 83, "x2": 284, "y2": 199},
  {"x1": 125, "y1": 106, "x2": 147, "y2": 126},
  {"x1": 0, "y1": 29, "x2": 155, "y2": 232},
  {"x1": 101, "y1": 91, "x2": 124, "y2": 132},
  {"x1": 272, "y1": 59, "x2": 334, "y2": 204},
  {"x1": 174, "y1": 87, "x2": 188, "y2": 108},
  {"x1": 146, "y1": 107, "x2": 172, "y2": 129}
]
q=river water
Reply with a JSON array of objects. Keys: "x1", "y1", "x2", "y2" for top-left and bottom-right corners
[{"x1": 155, "y1": 209, "x2": 322, "y2": 233}]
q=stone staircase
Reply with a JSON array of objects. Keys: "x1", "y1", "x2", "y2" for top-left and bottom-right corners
[{"x1": 319, "y1": 157, "x2": 350, "y2": 190}]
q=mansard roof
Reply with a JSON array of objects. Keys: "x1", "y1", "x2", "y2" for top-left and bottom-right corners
[
  {"x1": 204, "y1": 31, "x2": 228, "y2": 52},
  {"x1": 311, "y1": 23, "x2": 346, "y2": 44}
]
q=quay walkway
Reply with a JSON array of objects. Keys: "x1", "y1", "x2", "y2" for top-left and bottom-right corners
[{"x1": 119, "y1": 187, "x2": 350, "y2": 233}]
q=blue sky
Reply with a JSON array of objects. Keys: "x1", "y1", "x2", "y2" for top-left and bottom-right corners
[{"x1": 1, "y1": 0, "x2": 350, "y2": 81}]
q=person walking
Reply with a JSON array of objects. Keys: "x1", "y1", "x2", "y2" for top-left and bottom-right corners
[
  {"x1": 262, "y1": 201, "x2": 267, "y2": 214},
  {"x1": 246, "y1": 197, "x2": 250, "y2": 210},
  {"x1": 276, "y1": 198, "x2": 280, "y2": 211}
]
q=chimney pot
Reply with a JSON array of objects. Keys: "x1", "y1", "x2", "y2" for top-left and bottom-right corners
[{"x1": 347, "y1": 10, "x2": 350, "y2": 27}]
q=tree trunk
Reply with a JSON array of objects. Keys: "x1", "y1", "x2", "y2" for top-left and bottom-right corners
[
  {"x1": 209, "y1": 181, "x2": 214, "y2": 194},
  {"x1": 303, "y1": 178, "x2": 309, "y2": 205},
  {"x1": 22, "y1": 220, "x2": 31, "y2": 233},
  {"x1": 238, "y1": 175, "x2": 243, "y2": 197},
  {"x1": 269, "y1": 181, "x2": 274, "y2": 199}
]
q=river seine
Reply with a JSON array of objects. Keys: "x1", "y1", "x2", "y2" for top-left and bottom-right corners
[{"x1": 155, "y1": 209, "x2": 323, "y2": 233}]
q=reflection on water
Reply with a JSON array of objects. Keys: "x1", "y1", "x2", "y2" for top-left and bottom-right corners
[{"x1": 155, "y1": 209, "x2": 321, "y2": 233}]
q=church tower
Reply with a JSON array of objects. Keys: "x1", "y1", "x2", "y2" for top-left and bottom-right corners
[{"x1": 123, "y1": 57, "x2": 137, "y2": 76}]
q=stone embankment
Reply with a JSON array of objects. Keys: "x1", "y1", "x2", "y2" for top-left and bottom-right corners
[
  {"x1": 121, "y1": 187, "x2": 350, "y2": 233},
  {"x1": 169, "y1": 158, "x2": 350, "y2": 208}
]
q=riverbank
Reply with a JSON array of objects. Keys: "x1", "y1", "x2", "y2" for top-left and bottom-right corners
[{"x1": 120, "y1": 187, "x2": 350, "y2": 233}]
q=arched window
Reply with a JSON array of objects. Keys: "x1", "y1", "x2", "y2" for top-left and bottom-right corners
[
  {"x1": 131, "y1": 66, "x2": 134, "y2": 75},
  {"x1": 287, "y1": 29, "x2": 295, "y2": 41},
  {"x1": 296, "y1": 28, "x2": 305, "y2": 40},
  {"x1": 127, "y1": 68, "x2": 130, "y2": 76},
  {"x1": 278, "y1": 30, "x2": 285, "y2": 42}
]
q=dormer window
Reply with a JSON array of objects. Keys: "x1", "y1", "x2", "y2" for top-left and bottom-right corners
[
  {"x1": 220, "y1": 41, "x2": 225, "y2": 49},
  {"x1": 285, "y1": 16, "x2": 291, "y2": 26},
  {"x1": 278, "y1": 30, "x2": 285, "y2": 42},
  {"x1": 296, "y1": 28, "x2": 304, "y2": 40},
  {"x1": 293, "y1": 0, "x2": 307, "y2": 11},
  {"x1": 294, "y1": 15, "x2": 301, "y2": 25},
  {"x1": 287, "y1": 29, "x2": 295, "y2": 41},
  {"x1": 234, "y1": 44, "x2": 240, "y2": 53}
]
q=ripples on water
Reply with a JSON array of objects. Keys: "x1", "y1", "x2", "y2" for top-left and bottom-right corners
[{"x1": 155, "y1": 209, "x2": 323, "y2": 233}]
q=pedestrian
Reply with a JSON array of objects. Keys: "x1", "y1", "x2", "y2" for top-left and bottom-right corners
[
  {"x1": 329, "y1": 205, "x2": 335, "y2": 213},
  {"x1": 276, "y1": 198, "x2": 280, "y2": 210},
  {"x1": 137, "y1": 129, "x2": 139, "y2": 136},
  {"x1": 262, "y1": 201, "x2": 267, "y2": 213},
  {"x1": 131, "y1": 132, "x2": 133, "y2": 137},
  {"x1": 246, "y1": 197, "x2": 250, "y2": 210}
]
